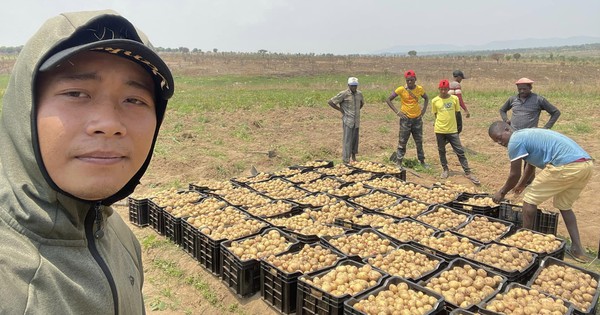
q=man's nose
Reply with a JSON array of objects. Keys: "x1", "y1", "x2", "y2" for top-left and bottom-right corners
[{"x1": 86, "y1": 100, "x2": 127, "y2": 137}]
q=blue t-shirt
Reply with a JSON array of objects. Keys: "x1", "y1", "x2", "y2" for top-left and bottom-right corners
[{"x1": 507, "y1": 128, "x2": 590, "y2": 169}]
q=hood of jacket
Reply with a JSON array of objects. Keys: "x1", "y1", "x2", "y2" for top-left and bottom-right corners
[{"x1": 0, "y1": 9, "x2": 170, "y2": 240}]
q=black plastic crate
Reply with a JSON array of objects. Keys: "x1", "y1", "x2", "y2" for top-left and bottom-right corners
[
  {"x1": 261, "y1": 242, "x2": 346, "y2": 314},
  {"x1": 376, "y1": 217, "x2": 440, "y2": 245},
  {"x1": 465, "y1": 243, "x2": 539, "y2": 284},
  {"x1": 296, "y1": 259, "x2": 388, "y2": 315},
  {"x1": 527, "y1": 256, "x2": 600, "y2": 315},
  {"x1": 220, "y1": 228, "x2": 297, "y2": 298},
  {"x1": 344, "y1": 276, "x2": 444, "y2": 315},
  {"x1": 411, "y1": 230, "x2": 484, "y2": 262},
  {"x1": 449, "y1": 194, "x2": 500, "y2": 218},
  {"x1": 498, "y1": 203, "x2": 560, "y2": 235},
  {"x1": 244, "y1": 199, "x2": 303, "y2": 219},
  {"x1": 449, "y1": 308, "x2": 481, "y2": 315},
  {"x1": 127, "y1": 197, "x2": 149, "y2": 227},
  {"x1": 180, "y1": 218, "x2": 197, "y2": 258},
  {"x1": 148, "y1": 200, "x2": 165, "y2": 235},
  {"x1": 284, "y1": 223, "x2": 352, "y2": 244},
  {"x1": 452, "y1": 214, "x2": 514, "y2": 244},
  {"x1": 196, "y1": 220, "x2": 268, "y2": 276},
  {"x1": 163, "y1": 212, "x2": 184, "y2": 245},
  {"x1": 477, "y1": 282, "x2": 575, "y2": 314},
  {"x1": 497, "y1": 228, "x2": 566, "y2": 261},
  {"x1": 322, "y1": 228, "x2": 397, "y2": 260},
  {"x1": 326, "y1": 182, "x2": 373, "y2": 201},
  {"x1": 364, "y1": 243, "x2": 446, "y2": 283},
  {"x1": 419, "y1": 258, "x2": 508, "y2": 313},
  {"x1": 414, "y1": 205, "x2": 472, "y2": 231},
  {"x1": 333, "y1": 213, "x2": 396, "y2": 231}
]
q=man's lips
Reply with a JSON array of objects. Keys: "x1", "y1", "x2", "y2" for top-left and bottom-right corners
[{"x1": 77, "y1": 151, "x2": 126, "y2": 165}]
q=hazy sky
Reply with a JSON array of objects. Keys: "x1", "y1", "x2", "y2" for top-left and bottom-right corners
[{"x1": 1, "y1": 0, "x2": 599, "y2": 55}]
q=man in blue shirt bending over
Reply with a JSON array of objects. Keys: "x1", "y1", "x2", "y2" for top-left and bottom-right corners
[{"x1": 488, "y1": 121, "x2": 593, "y2": 263}]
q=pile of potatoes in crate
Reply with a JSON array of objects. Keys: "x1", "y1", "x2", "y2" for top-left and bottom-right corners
[{"x1": 131, "y1": 159, "x2": 599, "y2": 315}]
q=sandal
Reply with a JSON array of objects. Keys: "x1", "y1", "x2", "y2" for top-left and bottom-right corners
[
  {"x1": 566, "y1": 249, "x2": 593, "y2": 264},
  {"x1": 465, "y1": 174, "x2": 481, "y2": 186}
]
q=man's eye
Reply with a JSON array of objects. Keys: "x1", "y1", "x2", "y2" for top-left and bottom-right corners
[
  {"x1": 64, "y1": 91, "x2": 87, "y2": 98},
  {"x1": 125, "y1": 98, "x2": 148, "y2": 106}
]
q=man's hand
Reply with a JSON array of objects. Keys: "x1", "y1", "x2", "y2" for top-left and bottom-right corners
[
  {"x1": 513, "y1": 184, "x2": 526, "y2": 196},
  {"x1": 465, "y1": 110, "x2": 471, "y2": 118},
  {"x1": 397, "y1": 111, "x2": 407, "y2": 119},
  {"x1": 492, "y1": 190, "x2": 505, "y2": 203}
]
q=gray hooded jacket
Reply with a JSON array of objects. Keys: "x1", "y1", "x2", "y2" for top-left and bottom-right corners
[{"x1": 0, "y1": 10, "x2": 170, "y2": 314}]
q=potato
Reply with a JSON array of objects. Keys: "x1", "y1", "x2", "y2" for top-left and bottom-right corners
[
  {"x1": 380, "y1": 220, "x2": 435, "y2": 242},
  {"x1": 417, "y1": 207, "x2": 468, "y2": 230},
  {"x1": 367, "y1": 248, "x2": 439, "y2": 279},
  {"x1": 499, "y1": 229, "x2": 562, "y2": 254},
  {"x1": 328, "y1": 231, "x2": 395, "y2": 258},
  {"x1": 456, "y1": 216, "x2": 510, "y2": 242},
  {"x1": 264, "y1": 244, "x2": 340, "y2": 274},
  {"x1": 485, "y1": 286, "x2": 569, "y2": 314},
  {"x1": 465, "y1": 244, "x2": 534, "y2": 272},
  {"x1": 227, "y1": 229, "x2": 292, "y2": 260},
  {"x1": 302, "y1": 264, "x2": 382, "y2": 296},
  {"x1": 531, "y1": 263, "x2": 599, "y2": 311}
]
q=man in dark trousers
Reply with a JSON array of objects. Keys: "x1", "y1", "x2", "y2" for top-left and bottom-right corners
[{"x1": 328, "y1": 77, "x2": 364, "y2": 164}]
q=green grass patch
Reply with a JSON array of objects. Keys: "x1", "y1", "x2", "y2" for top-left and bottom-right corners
[
  {"x1": 152, "y1": 259, "x2": 184, "y2": 278},
  {"x1": 141, "y1": 235, "x2": 169, "y2": 250}
]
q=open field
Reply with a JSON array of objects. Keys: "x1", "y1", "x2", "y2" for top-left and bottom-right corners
[{"x1": 1, "y1": 53, "x2": 599, "y2": 314}]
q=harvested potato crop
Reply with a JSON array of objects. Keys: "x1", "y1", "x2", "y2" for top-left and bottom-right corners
[
  {"x1": 344, "y1": 214, "x2": 395, "y2": 229},
  {"x1": 187, "y1": 206, "x2": 247, "y2": 229},
  {"x1": 294, "y1": 193, "x2": 339, "y2": 207},
  {"x1": 249, "y1": 178, "x2": 293, "y2": 193},
  {"x1": 380, "y1": 220, "x2": 436, "y2": 243},
  {"x1": 351, "y1": 161, "x2": 400, "y2": 174},
  {"x1": 368, "y1": 248, "x2": 439, "y2": 280},
  {"x1": 263, "y1": 187, "x2": 307, "y2": 200},
  {"x1": 351, "y1": 191, "x2": 398, "y2": 210},
  {"x1": 192, "y1": 179, "x2": 234, "y2": 191},
  {"x1": 316, "y1": 164, "x2": 354, "y2": 176},
  {"x1": 405, "y1": 187, "x2": 457, "y2": 204},
  {"x1": 296, "y1": 224, "x2": 346, "y2": 238},
  {"x1": 286, "y1": 171, "x2": 322, "y2": 184},
  {"x1": 300, "y1": 177, "x2": 342, "y2": 193},
  {"x1": 201, "y1": 219, "x2": 266, "y2": 240},
  {"x1": 456, "y1": 216, "x2": 510, "y2": 243},
  {"x1": 339, "y1": 172, "x2": 374, "y2": 183},
  {"x1": 302, "y1": 160, "x2": 331, "y2": 168},
  {"x1": 459, "y1": 196, "x2": 497, "y2": 210},
  {"x1": 233, "y1": 172, "x2": 271, "y2": 183},
  {"x1": 152, "y1": 189, "x2": 201, "y2": 209},
  {"x1": 274, "y1": 168, "x2": 302, "y2": 177},
  {"x1": 328, "y1": 231, "x2": 395, "y2": 258},
  {"x1": 302, "y1": 263, "x2": 383, "y2": 297},
  {"x1": 216, "y1": 187, "x2": 271, "y2": 207},
  {"x1": 227, "y1": 229, "x2": 292, "y2": 260},
  {"x1": 328, "y1": 182, "x2": 370, "y2": 198},
  {"x1": 465, "y1": 244, "x2": 534, "y2": 272},
  {"x1": 364, "y1": 176, "x2": 407, "y2": 191},
  {"x1": 306, "y1": 201, "x2": 361, "y2": 224},
  {"x1": 267, "y1": 212, "x2": 313, "y2": 231},
  {"x1": 434, "y1": 180, "x2": 483, "y2": 194},
  {"x1": 425, "y1": 263, "x2": 504, "y2": 309},
  {"x1": 171, "y1": 197, "x2": 227, "y2": 217},
  {"x1": 379, "y1": 199, "x2": 429, "y2": 218},
  {"x1": 530, "y1": 263, "x2": 599, "y2": 312},
  {"x1": 417, "y1": 207, "x2": 468, "y2": 230},
  {"x1": 264, "y1": 244, "x2": 340, "y2": 274},
  {"x1": 484, "y1": 286, "x2": 570, "y2": 314},
  {"x1": 419, "y1": 232, "x2": 480, "y2": 256},
  {"x1": 499, "y1": 229, "x2": 562, "y2": 254},
  {"x1": 351, "y1": 281, "x2": 439, "y2": 315},
  {"x1": 246, "y1": 201, "x2": 294, "y2": 217}
]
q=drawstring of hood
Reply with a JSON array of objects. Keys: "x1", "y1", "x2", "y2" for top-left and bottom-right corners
[{"x1": 94, "y1": 201, "x2": 105, "y2": 239}]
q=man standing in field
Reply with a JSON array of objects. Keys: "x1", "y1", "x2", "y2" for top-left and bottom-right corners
[
  {"x1": 328, "y1": 77, "x2": 364, "y2": 164},
  {"x1": 432, "y1": 80, "x2": 480, "y2": 184},
  {"x1": 489, "y1": 121, "x2": 593, "y2": 263},
  {"x1": 449, "y1": 70, "x2": 470, "y2": 118},
  {"x1": 386, "y1": 70, "x2": 430, "y2": 168},
  {"x1": 499, "y1": 77, "x2": 561, "y2": 130}
]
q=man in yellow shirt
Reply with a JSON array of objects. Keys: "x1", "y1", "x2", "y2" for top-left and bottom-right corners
[
  {"x1": 432, "y1": 80, "x2": 480, "y2": 185},
  {"x1": 386, "y1": 70, "x2": 430, "y2": 168}
]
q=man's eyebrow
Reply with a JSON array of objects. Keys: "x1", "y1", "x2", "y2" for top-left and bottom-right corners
[
  {"x1": 54, "y1": 72, "x2": 99, "y2": 82},
  {"x1": 126, "y1": 79, "x2": 154, "y2": 95}
]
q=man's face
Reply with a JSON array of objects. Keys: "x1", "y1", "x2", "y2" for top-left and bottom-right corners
[
  {"x1": 36, "y1": 51, "x2": 157, "y2": 200},
  {"x1": 490, "y1": 127, "x2": 511, "y2": 147},
  {"x1": 405, "y1": 76, "x2": 416, "y2": 89},
  {"x1": 349, "y1": 85, "x2": 358, "y2": 93},
  {"x1": 454, "y1": 76, "x2": 463, "y2": 83},
  {"x1": 517, "y1": 84, "x2": 532, "y2": 98},
  {"x1": 439, "y1": 87, "x2": 450, "y2": 98}
]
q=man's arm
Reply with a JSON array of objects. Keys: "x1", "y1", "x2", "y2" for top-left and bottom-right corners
[
  {"x1": 493, "y1": 159, "x2": 523, "y2": 203},
  {"x1": 386, "y1": 93, "x2": 404, "y2": 118},
  {"x1": 513, "y1": 163, "x2": 536, "y2": 194},
  {"x1": 420, "y1": 93, "x2": 429, "y2": 117},
  {"x1": 360, "y1": 98, "x2": 364, "y2": 109},
  {"x1": 499, "y1": 98, "x2": 512, "y2": 124},
  {"x1": 456, "y1": 111, "x2": 463, "y2": 134},
  {"x1": 456, "y1": 93, "x2": 470, "y2": 118},
  {"x1": 328, "y1": 100, "x2": 342, "y2": 113},
  {"x1": 540, "y1": 97, "x2": 561, "y2": 129}
]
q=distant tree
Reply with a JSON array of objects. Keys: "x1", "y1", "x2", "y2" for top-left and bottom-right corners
[
  {"x1": 490, "y1": 53, "x2": 504, "y2": 63},
  {"x1": 505, "y1": 55, "x2": 512, "y2": 61},
  {"x1": 475, "y1": 55, "x2": 482, "y2": 61},
  {"x1": 513, "y1": 53, "x2": 521, "y2": 61},
  {"x1": 258, "y1": 49, "x2": 268, "y2": 54},
  {"x1": 179, "y1": 47, "x2": 189, "y2": 53},
  {"x1": 213, "y1": 48, "x2": 218, "y2": 53},
  {"x1": 408, "y1": 50, "x2": 417, "y2": 57}
]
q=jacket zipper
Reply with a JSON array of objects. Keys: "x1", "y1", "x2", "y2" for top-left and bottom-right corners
[{"x1": 85, "y1": 201, "x2": 119, "y2": 314}]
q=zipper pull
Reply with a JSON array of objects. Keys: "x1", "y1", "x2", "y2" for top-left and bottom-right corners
[{"x1": 94, "y1": 201, "x2": 105, "y2": 239}]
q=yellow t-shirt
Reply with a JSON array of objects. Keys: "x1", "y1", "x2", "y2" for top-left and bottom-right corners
[
  {"x1": 431, "y1": 95, "x2": 460, "y2": 134},
  {"x1": 394, "y1": 85, "x2": 426, "y2": 118}
]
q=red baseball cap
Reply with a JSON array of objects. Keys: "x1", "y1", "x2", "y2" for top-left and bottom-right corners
[
  {"x1": 515, "y1": 77, "x2": 534, "y2": 85},
  {"x1": 404, "y1": 70, "x2": 416, "y2": 78},
  {"x1": 439, "y1": 79, "x2": 450, "y2": 88}
]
